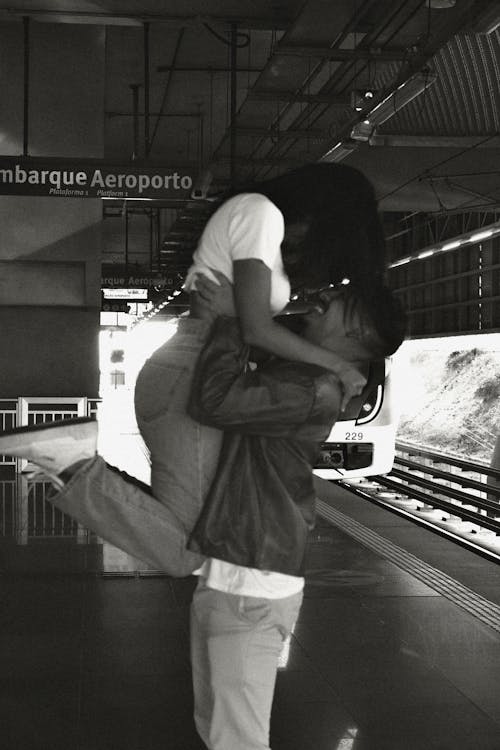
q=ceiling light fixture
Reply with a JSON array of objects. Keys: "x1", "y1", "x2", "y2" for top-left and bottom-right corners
[
  {"x1": 388, "y1": 222, "x2": 500, "y2": 269},
  {"x1": 350, "y1": 71, "x2": 437, "y2": 141},
  {"x1": 321, "y1": 139, "x2": 358, "y2": 163},
  {"x1": 469, "y1": 229, "x2": 493, "y2": 242},
  {"x1": 441, "y1": 240, "x2": 462, "y2": 251},
  {"x1": 391, "y1": 257, "x2": 412, "y2": 267},
  {"x1": 350, "y1": 90, "x2": 376, "y2": 112},
  {"x1": 369, "y1": 71, "x2": 437, "y2": 124}
]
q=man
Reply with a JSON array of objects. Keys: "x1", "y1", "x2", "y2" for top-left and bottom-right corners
[
  {"x1": 0, "y1": 284, "x2": 406, "y2": 750},
  {"x1": 184, "y1": 284, "x2": 405, "y2": 750}
]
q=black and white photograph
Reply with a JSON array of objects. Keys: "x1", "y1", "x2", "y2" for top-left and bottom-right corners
[{"x1": 0, "y1": 2, "x2": 500, "y2": 749}]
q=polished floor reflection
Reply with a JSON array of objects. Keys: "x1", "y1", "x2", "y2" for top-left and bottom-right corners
[{"x1": 1, "y1": 468, "x2": 500, "y2": 750}]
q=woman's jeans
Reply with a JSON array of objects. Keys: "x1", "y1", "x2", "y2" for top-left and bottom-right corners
[{"x1": 48, "y1": 318, "x2": 223, "y2": 575}]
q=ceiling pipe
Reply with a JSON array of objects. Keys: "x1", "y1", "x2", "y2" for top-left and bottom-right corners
[
  {"x1": 229, "y1": 23, "x2": 238, "y2": 188},
  {"x1": 22, "y1": 16, "x2": 30, "y2": 156},
  {"x1": 144, "y1": 22, "x2": 151, "y2": 157},
  {"x1": 129, "y1": 84, "x2": 140, "y2": 160}
]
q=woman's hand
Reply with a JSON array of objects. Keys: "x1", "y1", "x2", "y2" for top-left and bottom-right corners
[
  {"x1": 336, "y1": 365, "x2": 367, "y2": 411},
  {"x1": 194, "y1": 270, "x2": 236, "y2": 318}
]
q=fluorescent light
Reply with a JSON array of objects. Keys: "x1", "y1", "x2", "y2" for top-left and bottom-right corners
[
  {"x1": 366, "y1": 71, "x2": 437, "y2": 127},
  {"x1": 321, "y1": 139, "x2": 358, "y2": 162},
  {"x1": 441, "y1": 240, "x2": 462, "y2": 251},
  {"x1": 388, "y1": 222, "x2": 500, "y2": 270},
  {"x1": 350, "y1": 120, "x2": 373, "y2": 142},
  {"x1": 390, "y1": 257, "x2": 411, "y2": 268},
  {"x1": 469, "y1": 230, "x2": 493, "y2": 242}
]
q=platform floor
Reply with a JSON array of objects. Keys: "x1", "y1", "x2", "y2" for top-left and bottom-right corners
[{"x1": 1, "y1": 474, "x2": 500, "y2": 750}]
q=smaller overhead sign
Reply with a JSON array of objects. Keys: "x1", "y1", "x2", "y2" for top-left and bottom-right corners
[{"x1": 103, "y1": 288, "x2": 149, "y2": 300}]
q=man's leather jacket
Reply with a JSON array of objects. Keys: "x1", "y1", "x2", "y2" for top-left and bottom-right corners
[{"x1": 188, "y1": 318, "x2": 342, "y2": 576}]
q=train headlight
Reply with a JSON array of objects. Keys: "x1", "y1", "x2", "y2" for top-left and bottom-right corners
[{"x1": 317, "y1": 447, "x2": 344, "y2": 468}]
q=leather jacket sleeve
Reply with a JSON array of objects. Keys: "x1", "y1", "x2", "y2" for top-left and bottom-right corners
[{"x1": 189, "y1": 317, "x2": 341, "y2": 437}]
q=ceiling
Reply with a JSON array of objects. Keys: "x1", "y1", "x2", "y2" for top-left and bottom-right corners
[{"x1": 1, "y1": 0, "x2": 500, "y2": 275}]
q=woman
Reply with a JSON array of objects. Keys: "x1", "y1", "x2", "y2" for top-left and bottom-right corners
[
  {"x1": 133, "y1": 162, "x2": 387, "y2": 539},
  {"x1": 0, "y1": 163, "x2": 387, "y2": 573}
]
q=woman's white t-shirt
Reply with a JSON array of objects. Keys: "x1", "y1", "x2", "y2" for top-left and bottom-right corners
[{"x1": 184, "y1": 192, "x2": 291, "y2": 316}]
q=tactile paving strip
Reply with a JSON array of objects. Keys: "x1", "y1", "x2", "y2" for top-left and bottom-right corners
[{"x1": 316, "y1": 498, "x2": 500, "y2": 634}]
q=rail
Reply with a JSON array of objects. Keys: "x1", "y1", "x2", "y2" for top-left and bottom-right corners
[
  {"x1": 340, "y1": 441, "x2": 500, "y2": 561},
  {"x1": 396, "y1": 440, "x2": 500, "y2": 480}
]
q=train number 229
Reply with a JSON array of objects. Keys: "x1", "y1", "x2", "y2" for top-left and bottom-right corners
[{"x1": 345, "y1": 432, "x2": 364, "y2": 441}]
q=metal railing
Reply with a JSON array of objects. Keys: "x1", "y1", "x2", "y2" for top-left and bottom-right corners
[
  {"x1": 0, "y1": 396, "x2": 100, "y2": 543},
  {"x1": 0, "y1": 475, "x2": 83, "y2": 543},
  {"x1": 27, "y1": 479, "x2": 79, "y2": 539},
  {"x1": 0, "y1": 396, "x2": 100, "y2": 466},
  {"x1": 0, "y1": 477, "x2": 16, "y2": 538}
]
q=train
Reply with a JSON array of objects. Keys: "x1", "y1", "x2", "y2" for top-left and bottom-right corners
[{"x1": 314, "y1": 357, "x2": 398, "y2": 480}]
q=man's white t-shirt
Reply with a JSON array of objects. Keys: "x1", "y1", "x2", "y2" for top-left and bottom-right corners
[
  {"x1": 184, "y1": 192, "x2": 291, "y2": 316},
  {"x1": 186, "y1": 193, "x2": 302, "y2": 598},
  {"x1": 196, "y1": 558, "x2": 304, "y2": 599}
]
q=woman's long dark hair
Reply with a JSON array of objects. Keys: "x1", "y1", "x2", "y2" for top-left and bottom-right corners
[{"x1": 230, "y1": 163, "x2": 387, "y2": 293}]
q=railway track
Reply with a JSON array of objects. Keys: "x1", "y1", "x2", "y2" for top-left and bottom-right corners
[{"x1": 337, "y1": 441, "x2": 500, "y2": 563}]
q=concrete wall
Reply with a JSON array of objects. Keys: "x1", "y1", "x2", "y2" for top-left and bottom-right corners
[{"x1": 0, "y1": 21, "x2": 104, "y2": 397}]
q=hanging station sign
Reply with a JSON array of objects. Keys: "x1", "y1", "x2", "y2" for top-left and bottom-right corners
[
  {"x1": 0, "y1": 156, "x2": 194, "y2": 199},
  {"x1": 101, "y1": 268, "x2": 176, "y2": 291}
]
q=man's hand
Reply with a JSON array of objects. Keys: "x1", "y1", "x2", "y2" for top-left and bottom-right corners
[{"x1": 195, "y1": 270, "x2": 236, "y2": 318}]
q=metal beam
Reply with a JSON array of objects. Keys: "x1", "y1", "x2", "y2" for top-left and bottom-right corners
[
  {"x1": 106, "y1": 111, "x2": 202, "y2": 118},
  {"x1": 247, "y1": 90, "x2": 349, "y2": 106},
  {"x1": 230, "y1": 23, "x2": 237, "y2": 188},
  {"x1": 234, "y1": 127, "x2": 328, "y2": 140},
  {"x1": 144, "y1": 22, "x2": 150, "y2": 157},
  {"x1": 275, "y1": 44, "x2": 406, "y2": 61},
  {"x1": 157, "y1": 65, "x2": 262, "y2": 73},
  {"x1": 370, "y1": 135, "x2": 500, "y2": 148},
  {"x1": 2, "y1": 9, "x2": 293, "y2": 30},
  {"x1": 215, "y1": 156, "x2": 300, "y2": 167},
  {"x1": 22, "y1": 16, "x2": 30, "y2": 156}
]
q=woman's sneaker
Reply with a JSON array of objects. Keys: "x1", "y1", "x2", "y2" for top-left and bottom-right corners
[{"x1": 0, "y1": 418, "x2": 98, "y2": 483}]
